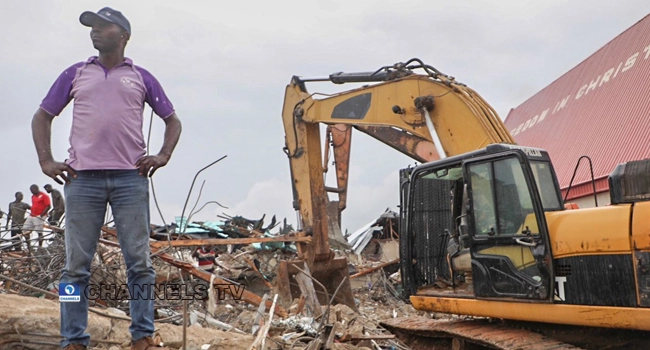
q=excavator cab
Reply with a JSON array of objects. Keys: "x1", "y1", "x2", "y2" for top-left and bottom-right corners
[{"x1": 401, "y1": 144, "x2": 563, "y2": 300}]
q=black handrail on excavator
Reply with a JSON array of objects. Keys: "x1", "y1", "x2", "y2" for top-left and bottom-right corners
[{"x1": 563, "y1": 155, "x2": 598, "y2": 207}]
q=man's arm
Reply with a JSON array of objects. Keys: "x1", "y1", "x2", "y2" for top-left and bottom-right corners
[
  {"x1": 32, "y1": 108, "x2": 77, "y2": 184},
  {"x1": 41, "y1": 205, "x2": 52, "y2": 218},
  {"x1": 53, "y1": 191, "x2": 63, "y2": 210},
  {"x1": 135, "y1": 113, "x2": 182, "y2": 177}
]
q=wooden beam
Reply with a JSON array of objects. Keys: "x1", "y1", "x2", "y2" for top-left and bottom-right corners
[
  {"x1": 338, "y1": 334, "x2": 396, "y2": 342},
  {"x1": 149, "y1": 235, "x2": 311, "y2": 248},
  {"x1": 349, "y1": 259, "x2": 399, "y2": 279}
]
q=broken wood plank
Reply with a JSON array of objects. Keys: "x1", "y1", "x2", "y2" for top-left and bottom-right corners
[
  {"x1": 296, "y1": 296, "x2": 306, "y2": 315},
  {"x1": 294, "y1": 264, "x2": 322, "y2": 319},
  {"x1": 190, "y1": 310, "x2": 247, "y2": 334},
  {"x1": 325, "y1": 324, "x2": 337, "y2": 349},
  {"x1": 149, "y1": 235, "x2": 311, "y2": 248},
  {"x1": 338, "y1": 334, "x2": 396, "y2": 342},
  {"x1": 243, "y1": 256, "x2": 274, "y2": 289},
  {"x1": 305, "y1": 338, "x2": 323, "y2": 350},
  {"x1": 252, "y1": 293, "x2": 269, "y2": 335},
  {"x1": 349, "y1": 258, "x2": 399, "y2": 279},
  {"x1": 248, "y1": 294, "x2": 278, "y2": 350}
]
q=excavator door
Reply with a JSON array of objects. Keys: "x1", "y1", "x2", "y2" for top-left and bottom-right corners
[{"x1": 462, "y1": 151, "x2": 553, "y2": 301}]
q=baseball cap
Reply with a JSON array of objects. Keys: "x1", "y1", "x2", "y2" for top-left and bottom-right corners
[{"x1": 79, "y1": 7, "x2": 131, "y2": 35}]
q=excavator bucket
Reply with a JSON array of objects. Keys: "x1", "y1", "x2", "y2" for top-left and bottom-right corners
[{"x1": 275, "y1": 257, "x2": 357, "y2": 313}]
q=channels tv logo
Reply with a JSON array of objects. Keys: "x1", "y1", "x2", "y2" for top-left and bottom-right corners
[{"x1": 59, "y1": 283, "x2": 81, "y2": 302}]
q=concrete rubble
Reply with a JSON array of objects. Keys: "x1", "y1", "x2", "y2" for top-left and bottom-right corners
[{"x1": 0, "y1": 210, "x2": 427, "y2": 349}]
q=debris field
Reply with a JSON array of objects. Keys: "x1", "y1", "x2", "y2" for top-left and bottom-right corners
[{"x1": 0, "y1": 209, "x2": 432, "y2": 350}]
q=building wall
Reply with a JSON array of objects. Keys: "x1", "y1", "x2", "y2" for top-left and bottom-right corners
[{"x1": 568, "y1": 192, "x2": 611, "y2": 209}]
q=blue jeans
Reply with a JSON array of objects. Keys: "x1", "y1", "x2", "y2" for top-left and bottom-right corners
[{"x1": 60, "y1": 170, "x2": 155, "y2": 347}]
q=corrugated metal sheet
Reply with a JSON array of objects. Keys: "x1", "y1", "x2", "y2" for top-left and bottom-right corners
[
  {"x1": 504, "y1": 14, "x2": 650, "y2": 196},
  {"x1": 562, "y1": 177, "x2": 609, "y2": 201}
]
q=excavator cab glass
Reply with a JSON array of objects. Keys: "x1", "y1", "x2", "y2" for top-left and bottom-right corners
[
  {"x1": 468, "y1": 157, "x2": 537, "y2": 237},
  {"x1": 530, "y1": 160, "x2": 562, "y2": 210},
  {"x1": 464, "y1": 152, "x2": 552, "y2": 300}
]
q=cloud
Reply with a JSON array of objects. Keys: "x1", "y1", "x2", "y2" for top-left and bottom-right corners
[
  {"x1": 343, "y1": 170, "x2": 402, "y2": 232},
  {"x1": 222, "y1": 178, "x2": 295, "y2": 226},
  {"x1": 3, "y1": 0, "x2": 650, "y2": 242}
]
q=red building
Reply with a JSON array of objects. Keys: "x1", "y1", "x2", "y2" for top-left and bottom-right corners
[{"x1": 504, "y1": 14, "x2": 650, "y2": 208}]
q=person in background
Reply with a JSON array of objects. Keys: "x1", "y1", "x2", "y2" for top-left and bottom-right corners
[
  {"x1": 6, "y1": 192, "x2": 31, "y2": 251},
  {"x1": 192, "y1": 245, "x2": 217, "y2": 306},
  {"x1": 44, "y1": 184, "x2": 65, "y2": 225},
  {"x1": 23, "y1": 184, "x2": 51, "y2": 248},
  {"x1": 192, "y1": 245, "x2": 216, "y2": 273}
]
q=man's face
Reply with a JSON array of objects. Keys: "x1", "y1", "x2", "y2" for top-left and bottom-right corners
[
  {"x1": 44, "y1": 185, "x2": 52, "y2": 193},
  {"x1": 90, "y1": 19, "x2": 125, "y2": 52},
  {"x1": 16, "y1": 193, "x2": 23, "y2": 201}
]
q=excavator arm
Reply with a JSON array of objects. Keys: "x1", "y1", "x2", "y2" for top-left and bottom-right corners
[
  {"x1": 277, "y1": 59, "x2": 515, "y2": 310},
  {"x1": 282, "y1": 59, "x2": 514, "y2": 260}
]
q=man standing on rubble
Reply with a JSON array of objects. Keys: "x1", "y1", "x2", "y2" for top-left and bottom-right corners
[
  {"x1": 31, "y1": 7, "x2": 181, "y2": 350},
  {"x1": 6, "y1": 192, "x2": 31, "y2": 251},
  {"x1": 23, "y1": 184, "x2": 51, "y2": 248},
  {"x1": 44, "y1": 184, "x2": 65, "y2": 225}
]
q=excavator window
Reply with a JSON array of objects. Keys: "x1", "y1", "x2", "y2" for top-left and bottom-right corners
[
  {"x1": 469, "y1": 163, "x2": 498, "y2": 236},
  {"x1": 530, "y1": 161, "x2": 561, "y2": 210},
  {"x1": 469, "y1": 157, "x2": 538, "y2": 237}
]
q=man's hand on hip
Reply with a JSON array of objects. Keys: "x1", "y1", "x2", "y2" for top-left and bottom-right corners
[
  {"x1": 40, "y1": 160, "x2": 77, "y2": 185},
  {"x1": 136, "y1": 154, "x2": 170, "y2": 177}
]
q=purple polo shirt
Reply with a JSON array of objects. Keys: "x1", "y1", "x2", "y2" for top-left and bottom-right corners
[{"x1": 40, "y1": 56, "x2": 175, "y2": 170}]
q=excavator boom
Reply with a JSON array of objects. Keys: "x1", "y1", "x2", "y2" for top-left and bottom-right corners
[
  {"x1": 282, "y1": 61, "x2": 515, "y2": 253},
  {"x1": 276, "y1": 59, "x2": 515, "y2": 310}
]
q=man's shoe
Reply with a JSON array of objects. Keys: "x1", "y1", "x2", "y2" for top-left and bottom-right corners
[
  {"x1": 63, "y1": 344, "x2": 87, "y2": 350},
  {"x1": 131, "y1": 335, "x2": 170, "y2": 350}
]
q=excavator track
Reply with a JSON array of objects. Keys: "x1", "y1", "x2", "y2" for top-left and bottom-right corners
[{"x1": 381, "y1": 317, "x2": 583, "y2": 350}]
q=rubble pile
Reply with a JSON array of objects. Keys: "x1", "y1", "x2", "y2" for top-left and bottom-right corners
[{"x1": 0, "y1": 210, "x2": 422, "y2": 349}]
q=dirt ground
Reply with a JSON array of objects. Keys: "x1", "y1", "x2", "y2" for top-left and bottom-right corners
[
  {"x1": 0, "y1": 270, "x2": 426, "y2": 350},
  {"x1": 0, "y1": 293, "x2": 255, "y2": 350}
]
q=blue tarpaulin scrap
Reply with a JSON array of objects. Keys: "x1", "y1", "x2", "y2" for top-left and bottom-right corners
[
  {"x1": 173, "y1": 216, "x2": 297, "y2": 251},
  {"x1": 252, "y1": 231, "x2": 298, "y2": 252},
  {"x1": 175, "y1": 216, "x2": 229, "y2": 237}
]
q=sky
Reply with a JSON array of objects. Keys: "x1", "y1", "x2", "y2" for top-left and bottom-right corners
[{"x1": 2, "y1": 0, "x2": 649, "y2": 236}]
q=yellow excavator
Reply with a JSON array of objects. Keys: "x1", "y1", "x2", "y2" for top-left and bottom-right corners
[
  {"x1": 279, "y1": 59, "x2": 650, "y2": 349},
  {"x1": 276, "y1": 58, "x2": 513, "y2": 310}
]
